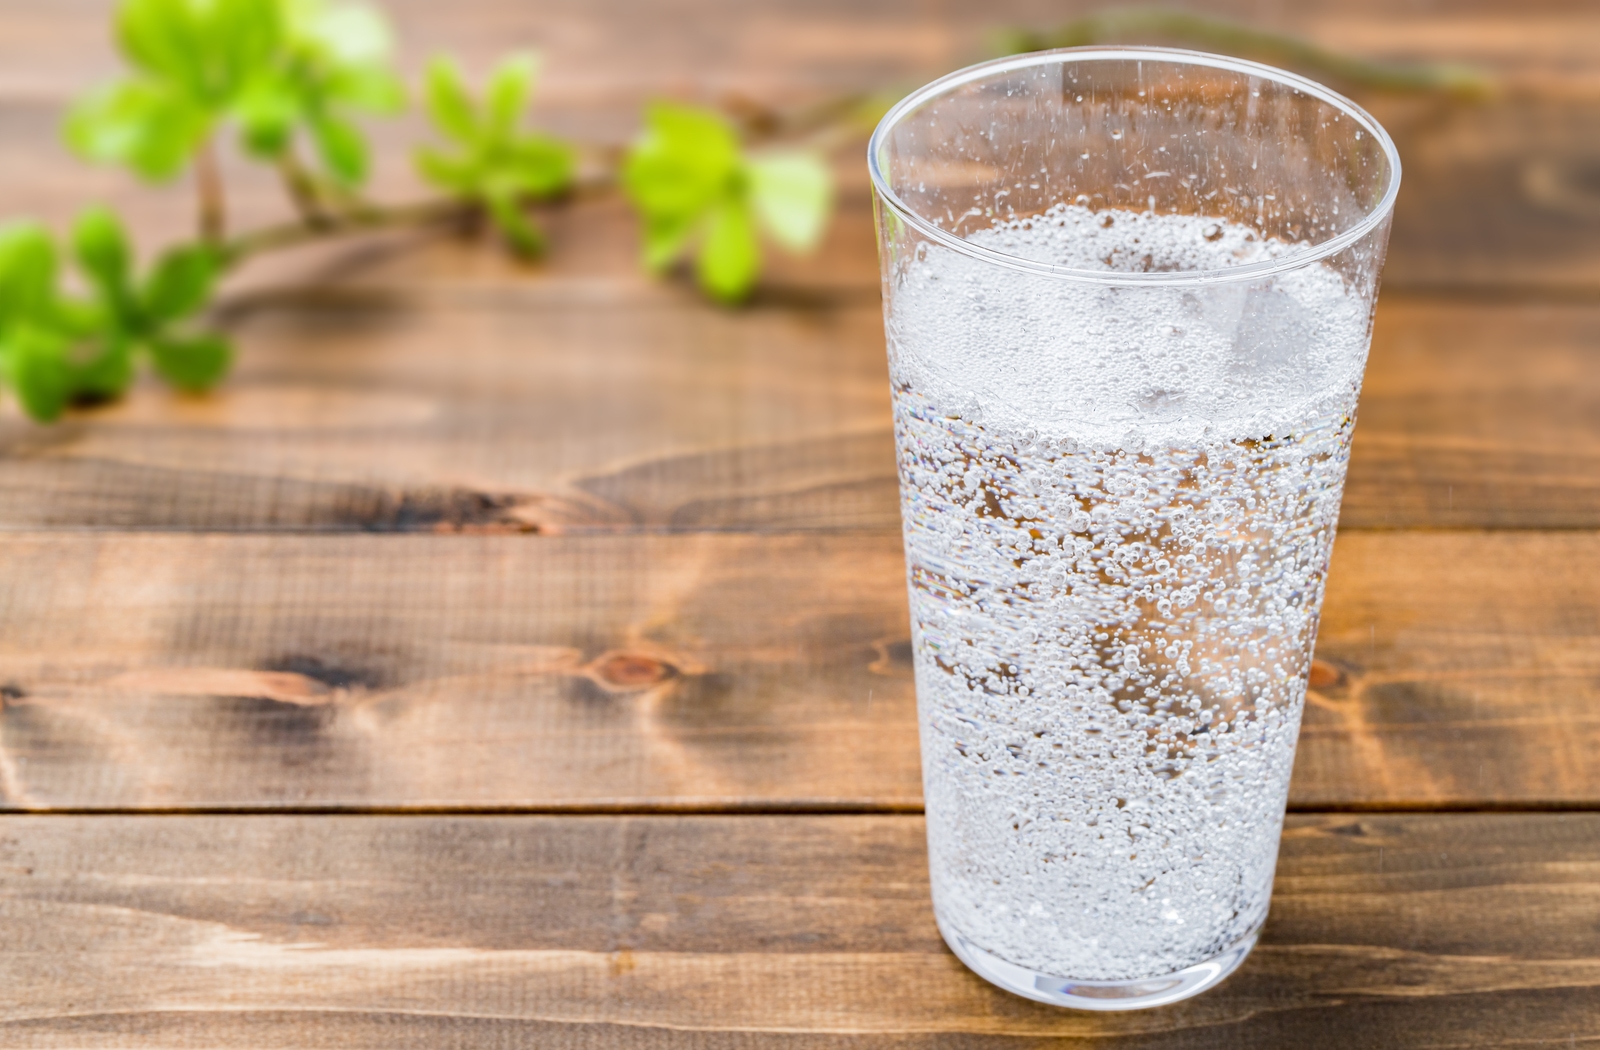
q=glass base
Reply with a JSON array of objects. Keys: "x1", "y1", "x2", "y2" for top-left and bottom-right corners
[{"x1": 937, "y1": 917, "x2": 1260, "y2": 1011}]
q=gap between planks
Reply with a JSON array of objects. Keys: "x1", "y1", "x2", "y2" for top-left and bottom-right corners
[{"x1": 3, "y1": 800, "x2": 1600, "y2": 817}]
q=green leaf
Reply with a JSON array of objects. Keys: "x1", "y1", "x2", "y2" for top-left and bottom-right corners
[
  {"x1": 640, "y1": 212, "x2": 701, "y2": 273},
  {"x1": 117, "y1": 0, "x2": 281, "y2": 108},
  {"x1": 234, "y1": 76, "x2": 299, "y2": 156},
  {"x1": 415, "y1": 147, "x2": 478, "y2": 194},
  {"x1": 645, "y1": 103, "x2": 742, "y2": 172},
  {"x1": 292, "y1": 0, "x2": 393, "y2": 65},
  {"x1": 143, "y1": 245, "x2": 222, "y2": 323},
  {"x1": 0, "y1": 224, "x2": 61, "y2": 330},
  {"x1": 280, "y1": 0, "x2": 403, "y2": 115},
  {"x1": 417, "y1": 49, "x2": 575, "y2": 218},
  {"x1": 484, "y1": 190, "x2": 544, "y2": 258},
  {"x1": 228, "y1": 0, "x2": 401, "y2": 172},
  {"x1": 324, "y1": 65, "x2": 405, "y2": 113},
  {"x1": 66, "y1": 79, "x2": 210, "y2": 180},
  {"x1": 486, "y1": 55, "x2": 535, "y2": 139},
  {"x1": 70, "y1": 207, "x2": 144, "y2": 329},
  {"x1": 4, "y1": 325, "x2": 73, "y2": 422},
  {"x1": 748, "y1": 151, "x2": 832, "y2": 253},
  {"x1": 621, "y1": 103, "x2": 775, "y2": 296},
  {"x1": 71, "y1": 208, "x2": 133, "y2": 297},
  {"x1": 696, "y1": 198, "x2": 759, "y2": 302},
  {"x1": 424, "y1": 58, "x2": 479, "y2": 144},
  {"x1": 86, "y1": 0, "x2": 286, "y2": 180},
  {"x1": 622, "y1": 102, "x2": 741, "y2": 221},
  {"x1": 51, "y1": 297, "x2": 111, "y2": 342},
  {"x1": 211, "y1": 0, "x2": 284, "y2": 101},
  {"x1": 309, "y1": 113, "x2": 369, "y2": 185},
  {"x1": 149, "y1": 332, "x2": 233, "y2": 390},
  {"x1": 505, "y1": 134, "x2": 574, "y2": 197},
  {"x1": 71, "y1": 335, "x2": 137, "y2": 401},
  {"x1": 118, "y1": 0, "x2": 209, "y2": 91}
]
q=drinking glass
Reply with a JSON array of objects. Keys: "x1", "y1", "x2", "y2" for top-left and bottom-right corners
[{"x1": 868, "y1": 47, "x2": 1398, "y2": 1010}]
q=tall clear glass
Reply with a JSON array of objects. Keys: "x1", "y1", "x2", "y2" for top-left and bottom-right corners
[{"x1": 869, "y1": 48, "x2": 1398, "y2": 1010}]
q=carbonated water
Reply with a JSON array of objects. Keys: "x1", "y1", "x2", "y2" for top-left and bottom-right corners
[{"x1": 889, "y1": 205, "x2": 1371, "y2": 980}]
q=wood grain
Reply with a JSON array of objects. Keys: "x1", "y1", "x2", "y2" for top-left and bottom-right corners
[
  {"x1": 0, "y1": 3, "x2": 1591, "y2": 1045},
  {"x1": 0, "y1": 812, "x2": 1597, "y2": 1046},
  {"x1": 0, "y1": 528, "x2": 1593, "y2": 810},
  {"x1": 1303, "y1": 530, "x2": 1600, "y2": 807},
  {"x1": 3, "y1": 0, "x2": 1598, "y2": 103},
  {"x1": 0, "y1": 9, "x2": 1594, "y2": 543},
  {"x1": 0, "y1": 531, "x2": 922, "y2": 810},
  {"x1": 0, "y1": 2, "x2": 1591, "y2": 1044},
  {"x1": 4, "y1": 99, "x2": 1599, "y2": 296},
  {"x1": 1344, "y1": 299, "x2": 1600, "y2": 528},
  {"x1": 0, "y1": 295, "x2": 1593, "y2": 533},
  {"x1": 0, "y1": 283, "x2": 902, "y2": 534},
  {"x1": 0, "y1": 4, "x2": 1598, "y2": 293}
]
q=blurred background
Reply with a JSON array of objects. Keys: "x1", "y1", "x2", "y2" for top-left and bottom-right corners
[{"x1": 1, "y1": 0, "x2": 1596, "y2": 297}]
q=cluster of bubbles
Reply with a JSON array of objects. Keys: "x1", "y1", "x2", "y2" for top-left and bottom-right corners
[{"x1": 888, "y1": 207, "x2": 1369, "y2": 980}]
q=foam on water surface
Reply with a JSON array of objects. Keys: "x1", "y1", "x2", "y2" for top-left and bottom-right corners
[
  {"x1": 890, "y1": 206, "x2": 1370, "y2": 981},
  {"x1": 890, "y1": 203, "x2": 1369, "y2": 451}
]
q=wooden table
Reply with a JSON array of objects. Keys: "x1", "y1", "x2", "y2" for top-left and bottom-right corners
[{"x1": 2, "y1": 0, "x2": 1598, "y2": 1045}]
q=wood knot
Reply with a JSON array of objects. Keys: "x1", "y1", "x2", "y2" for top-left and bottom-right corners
[
  {"x1": 590, "y1": 653, "x2": 677, "y2": 691},
  {"x1": 1308, "y1": 660, "x2": 1345, "y2": 690},
  {"x1": 868, "y1": 638, "x2": 914, "y2": 677}
]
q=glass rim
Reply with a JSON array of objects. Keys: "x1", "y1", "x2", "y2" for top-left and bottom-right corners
[{"x1": 867, "y1": 46, "x2": 1402, "y2": 287}]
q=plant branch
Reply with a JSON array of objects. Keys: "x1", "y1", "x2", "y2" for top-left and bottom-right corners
[
  {"x1": 994, "y1": 7, "x2": 1494, "y2": 99},
  {"x1": 195, "y1": 136, "x2": 227, "y2": 243},
  {"x1": 721, "y1": 89, "x2": 908, "y2": 150},
  {"x1": 186, "y1": 6, "x2": 1491, "y2": 292},
  {"x1": 276, "y1": 149, "x2": 335, "y2": 229},
  {"x1": 221, "y1": 195, "x2": 473, "y2": 264}
]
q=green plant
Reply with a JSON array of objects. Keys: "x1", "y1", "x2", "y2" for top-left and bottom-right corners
[
  {"x1": 0, "y1": 223, "x2": 105, "y2": 421},
  {"x1": 0, "y1": 211, "x2": 224, "y2": 421},
  {"x1": 416, "y1": 55, "x2": 576, "y2": 256},
  {"x1": 0, "y1": 0, "x2": 1485, "y2": 424},
  {"x1": 622, "y1": 103, "x2": 831, "y2": 302},
  {"x1": 237, "y1": 0, "x2": 406, "y2": 207},
  {"x1": 0, "y1": 0, "x2": 837, "y2": 423},
  {"x1": 67, "y1": 0, "x2": 284, "y2": 188}
]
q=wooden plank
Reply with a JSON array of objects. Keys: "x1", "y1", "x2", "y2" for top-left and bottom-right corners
[
  {"x1": 1298, "y1": 530, "x2": 1600, "y2": 808},
  {"x1": 0, "y1": 531, "x2": 923, "y2": 809},
  {"x1": 1343, "y1": 299, "x2": 1600, "y2": 528},
  {"x1": 1377, "y1": 100, "x2": 1600, "y2": 296},
  {"x1": 0, "y1": 286, "x2": 902, "y2": 533},
  {"x1": 4, "y1": 97, "x2": 1600, "y2": 297},
  {"x1": 1, "y1": 812, "x2": 1597, "y2": 1046},
  {"x1": 0, "y1": 529, "x2": 1595, "y2": 810},
  {"x1": 0, "y1": 295, "x2": 1593, "y2": 532},
  {"x1": 3, "y1": 0, "x2": 1598, "y2": 104},
  {"x1": 0, "y1": 4, "x2": 1597, "y2": 294}
]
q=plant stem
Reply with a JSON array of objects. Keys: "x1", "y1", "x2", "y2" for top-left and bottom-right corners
[
  {"x1": 276, "y1": 150, "x2": 334, "y2": 229},
  {"x1": 728, "y1": 89, "x2": 901, "y2": 145},
  {"x1": 220, "y1": 196, "x2": 473, "y2": 264},
  {"x1": 200, "y1": 5, "x2": 1481, "y2": 282},
  {"x1": 275, "y1": 146, "x2": 407, "y2": 232},
  {"x1": 993, "y1": 7, "x2": 1494, "y2": 99},
  {"x1": 195, "y1": 136, "x2": 227, "y2": 243},
  {"x1": 219, "y1": 166, "x2": 617, "y2": 267}
]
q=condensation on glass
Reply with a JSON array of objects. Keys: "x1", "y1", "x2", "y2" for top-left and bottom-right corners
[{"x1": 869, "y1": 48, "x2": 1398, "y2": 1010}]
